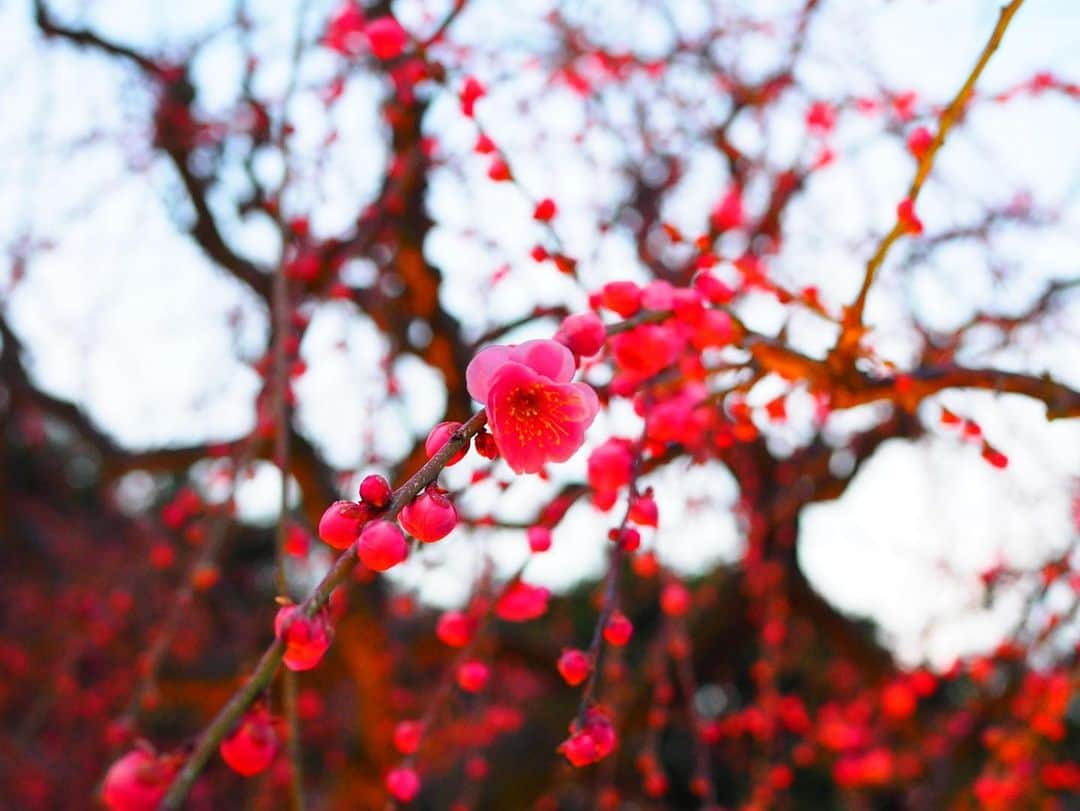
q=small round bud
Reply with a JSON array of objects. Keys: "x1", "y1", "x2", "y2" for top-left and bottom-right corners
[{"x1": 357, "y1": 520, "x2": 408, "y2": 572}]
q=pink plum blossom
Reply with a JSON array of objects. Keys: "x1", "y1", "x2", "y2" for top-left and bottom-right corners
[{"x1": 466, "y1": 339, "x2": 599, "y2": 474}]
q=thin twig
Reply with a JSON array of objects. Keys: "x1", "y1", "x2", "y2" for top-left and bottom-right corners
[
  {"x1": 271, "y1": 3, "x2": 314, "y2": 805},
  {"x1": 842, "y1": 0, "x2": 1026, "y2": 348},
  {"x1": 158, "y1": 410, "x2": 488, "y2": 809},
  {"x1": 575, "y1": 451, "x2": 642, "y2": 724}
]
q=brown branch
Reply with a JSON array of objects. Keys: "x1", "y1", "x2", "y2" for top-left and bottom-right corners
[
  {"x1": 955, "y1": 275, "x2": 1080, "y2": 337},
  {"x1": 830, "y1": 365, "x2": 1080, "y2": 420},
  {"x1": 158, "y1": 410, "x2": 488, "y2": 809},
  {"x1": 33, "y1": 0, "x2": 160, "y2": 73},
  {"x1": 746, "y1": 330, "x2": 1080, "y2": 420},
  {"x1": 575, "y1": 451, "x2": 643, "y2": 724},
  {"x1": 33, "y1": 3, "x2": 273, "y2": 303},
  {"x1": 162, "y1": 141, "x2": 271, "y2": 301},
  {"x1": 840, "y1": 0, "x2": 1027, "y2": 353},
  {"x1": 269, "y1": 2, "x2": 313, "y2": 803}
]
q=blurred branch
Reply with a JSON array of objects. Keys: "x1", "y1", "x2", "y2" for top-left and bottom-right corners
[
  {"x1": 33, "y1": 0, "x2": 160, "y2": 73},
  {"x1": 161, "y1": 137, "x2": 272, "y2": 301},
  {"x1": 271, "y1": 5, "x2": 310, "y2": 804},
  {"x1": 33, "y1": 2, "x2": 272, "y2": 303},
  {"x1": 0, "y1": 310, "x2": 341, "y2": 520},
  {"x1": 121, "y1": 443, "x2": 258, "y2": 728}
]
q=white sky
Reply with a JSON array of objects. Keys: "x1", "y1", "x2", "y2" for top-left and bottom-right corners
[{"x1": 1, "y1": 0, "x2": 1078, "y2": 667}]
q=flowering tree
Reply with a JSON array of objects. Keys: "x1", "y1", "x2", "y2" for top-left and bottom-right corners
[{"x1": 3, "y1": 0, "x2": 1079, "y2": 808}]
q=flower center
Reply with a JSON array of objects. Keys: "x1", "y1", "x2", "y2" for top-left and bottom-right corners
[{"x1": 509, "y1": 385, "x2": 543, "y2": 418}]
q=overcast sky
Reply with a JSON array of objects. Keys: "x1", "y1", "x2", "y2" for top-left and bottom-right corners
[{"x1": 2, "y1": 0, "x2": 1078, "y2": 667}]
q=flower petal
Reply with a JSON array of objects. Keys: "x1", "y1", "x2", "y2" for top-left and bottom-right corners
[
  {"x1": 509, "y1": 339, "x2": 576, "y2": 382},
  {"x1": 486, "y1": 362, "x2": 599, "y2": 473},
  {"x1": 572, "y1": 381, "x2": 600, "y2": 424},
  {"x1": 466, "y1": 344, "x2": 511, "y2": 402}
]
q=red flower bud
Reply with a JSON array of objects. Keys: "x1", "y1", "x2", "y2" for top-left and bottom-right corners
[
  {"x1": 557, "y1": 649, "x2": 592, "y2": 686},
  {"x1": 400, "y1": 489, "x2": 457, "y2": 542},
  {"x1": 559, "y1": 707, "x2": 616, "y2": 766},
  {"x1": 359, "y1": 474, "x2": 392, "y2": 509},
  {"x1": 220, "y1": 707, "x2": 278, "y2": 776},
  {"x1": 604, "y1": 611, "x2": 633, "y2": 646},
  {"x1": 318, "y1": 500, "x2": 369, "y2": 550},
  {"x1": 274, "y1": 605, "x2": 333, "y2": 671},
  {"x1": 460, "y1": 76, "x2": 486, "y2": 117},
  {"x1": 456, "y1": 660, "x2": 490, "y2": 692},
  {"x1": 555, "y1": 311, "x2": 606, "y2": 357},
  {"x1": 628, "y1": 493, "x2": 658, "y2": 527},
  {"x1": 357, "y1": 520, "x2": 408, "y2": 571},
  {"x1": 392, "y1": 720, "x2": 423, "y2": 755},
  {"x1": 436, "y1": 611, "x2": 477, "y2": 647},
  {"x1": 474, "y1": 429, "x2": 499, "y2": 459},
  {"x1": 897, "y1": 198, "x2": 923, "y2": 235},
  {"x1": 533, "y1": 198, "x2": 557, "y2": 222},
  {"x1": 385, "y1": 765, "x2": 421, "y2": 803},
  {"x1": 600, "y1": 281, "x2": 642, "y2": 317},
  {"x1": 587, "y1": 438, "x2": 635, "y2": 494},
  {"x1": 425, "y1": 421, "x2": 468, "y2": 465},
  {"x1": 366, "y1": 17, "x2": 408, "y2": 60},
  {"x1": 495, "y1": 581, "x2": 550, "y2": 622},
  {"x1": 527, "y1": 525, "x2": 552, "y2": 552},
  {"x1": 284, "y1": 524, "x2": 310, "y2": 557},
  {"x1": 710, "y1": 185, "x2": 744, "y2": 231},
  {"x1": 102, "y1": 748, "x2": 177, "y2": 811},
  {"x1": 660, "y1": 582, "x2": 691, "y2": 617}
]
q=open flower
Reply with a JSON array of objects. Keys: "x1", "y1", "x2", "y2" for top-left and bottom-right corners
[{"x1": 466, "y1": 339, "x2": 599, "y2": 474}]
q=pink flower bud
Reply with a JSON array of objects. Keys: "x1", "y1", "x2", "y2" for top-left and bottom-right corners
[
  {"x1": 693, "y1": 270, "x2": 735, "y2": 304},
  {"x1": 359, "y1": 474, "x2": 392, "y2": 509},
  {"x1": 318, "y1": 500, "x2": 369, "y2": 550},
  {"x1": 425, "y1": 421, "x2": 468, "y2": 465},
  {"x1": 587, "y1": 438, "x2": 635, "y2": 494},
  {"x1": 907, "y1": 126, "x2": 933, "y2": 159},
  {"x1": 555, "y1": 311, "x2": 606, "y2": 357},
  {"x1": 357, "y1": 520, "x2": 408, "y2": 571},
  {"x1": 399, "y1": 489, "x2": 457, "y2": 543},
  {"x1": 641, "y1": 280, "x2": 675, "y2": 310}
]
